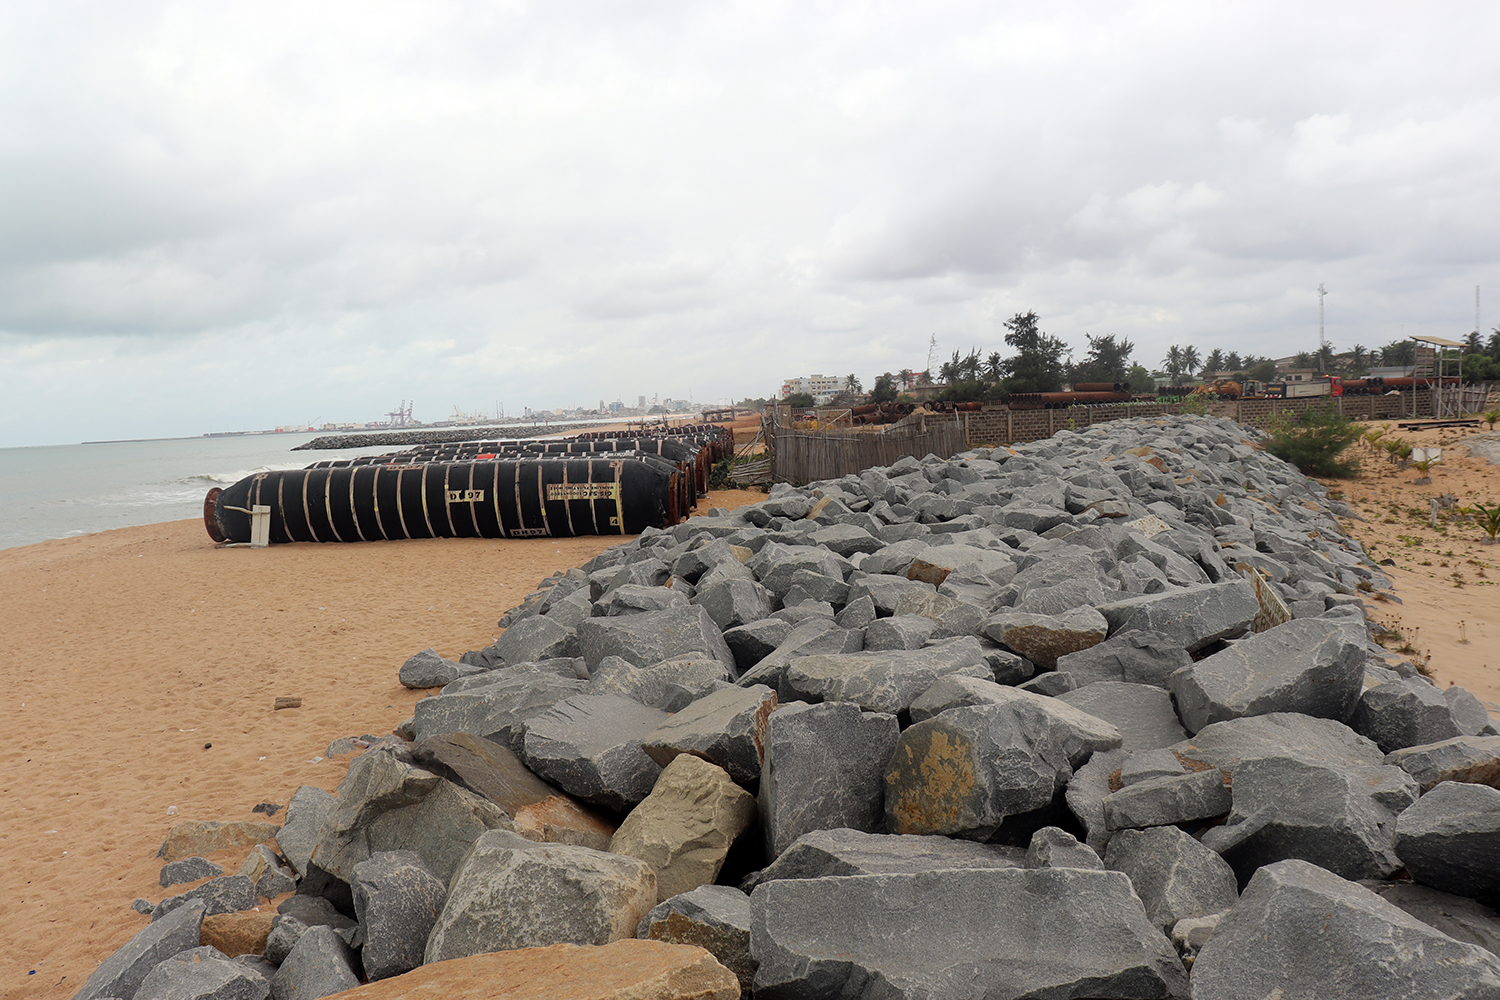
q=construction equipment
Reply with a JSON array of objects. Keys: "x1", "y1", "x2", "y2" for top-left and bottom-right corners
[{"x1": 1187, "y1": 379, "x2": 1264, "y2": 400}]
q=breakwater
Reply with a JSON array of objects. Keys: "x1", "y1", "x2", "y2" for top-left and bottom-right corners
[{"x1": 293, "y1": 422, "x2": 612, "y2": 451}]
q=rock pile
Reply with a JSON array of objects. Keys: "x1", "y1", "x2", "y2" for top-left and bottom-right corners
[{"x1": 79, "y1": 415, "x2": 1500, "y2": 999}]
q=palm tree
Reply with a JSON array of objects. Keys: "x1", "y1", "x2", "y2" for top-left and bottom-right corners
[
  {"x1": 844, "y1": 374, "x2": 862, "y2": 394},
  {"x1": 1162, "y1": 345, "x2": 1185, "y2": 381},
  {"x1": 1348, "y1": 344, "x2": 1367, "y2": 374},
  {"x1": 897, "y1": 368, "x2": 914, "y2": 390},
  {"x1": 1181, "y1": 345, "x2": 1201, "y2": 378}
]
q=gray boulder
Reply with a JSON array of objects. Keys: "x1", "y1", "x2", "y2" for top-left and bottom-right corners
[
  {"x1": 1168, "y1": 618, "x2": 1366, "y2": 733},
  {"x1": 599, "y1": 583, "x2": 688, "y2": 616},
  {"x1": 1191, "y1": 859, "x2": 1500, "y2": 999},
  {"x1": 641, "y1": 683, "x2": 778, "y2": 786},
  {"x1": 861, "y1": 615, "x2": 938, "y2": 651},
  {"x1": 637, "y1": 885, "x2": 756, "y2": 995},
  {"x1": 398, "y1": 648, "x2": 482, "y2": 689},
  {"x1": 982, "y1": 605, "x2": 1109, "y2": 670},
  {"x1": 780, "y1": 637, "x2": 991, "y2": 715},
  {"x1": 885, "y1": 695, "x2": 1120, "y2": 839},
  {"x1": 585, "y1": 654, "x2": 731, "y2": 712},
  {"x1": 72, "y1": 899, "x2": 207, "y2": 1000},
  {"x1": 310, "y1": 744, "x2": 512, "y2": 884},
  {"x1": 1066, "y1": 748, "x2": 1132, "y2": 853},
  {"x1": 577, "y1": 605, "x2": 736, "y2": 675},
  {"x1": 1395, "y1": 779, "x2": 1500, "y2": 903},
  {"x1": 153, "y1": 875, "x2": 256, "y2": 922},
  {"x1": 1104, "y1": 825, "x2": 1238, "y2": 930},
  {"x1": 275, "y1": 787, "x2": 336, "y2": 877},
  {"x1": 759, "y1": 701, "x2": 900, "y2": 858},
  {"x1": 1026, "y1": 826, "x2": 1104, "y2": 870},
  {"x1": 159, "y1": 856, "x2": 224, "y2": 889},
  {"x1": 1364, "y1": 880, "x2": 1500, "y2": 956},
  {"x1": 1096, "y1": 579, "x2": 1259, "y2": 652},
  {"x1": 520, "y1": 694, "x2": 668, "y2": 812},
  {"x1": 267, "y1": 925, "x2": 360, "y2": 1000},
  {"x1": 1203, "y1": 754, "x2": 1417, "y2": 881},
  {"x1": 133, "y1": 951, "x2": 268, "y2": 1000},
  {"x1": 1058, "y1": 681, "x2": 1188, "y2": 751},
  {"x1": 1351, "y1": 678, "x2": 1465, "y2": 753},
  {"x1": 410, "y1": 670, "x2": 587, "y2": 751},
  {"x1": 847, "y1": 573, "x2": 937, "y2": 615},
  {"x1": 722, "y1": 617, "x2": 792, "y2": 674},
  {"x1": 1102, "y1": 768, "x2": 1231, "y2": 830},
  {"x1": 1385, "y1": 734, "x2": 1500, "y2": 791},
  {"x1": 743, "y1": 827, "x2": 1025, "y2": 891},
  {"x1": 1054, "y1": 630, "x2": 1192, "y2": 689},
  {"x1": 750, "y1": 867, "x2": 1188, "y2": 998},
  {"x1": 1447, "y1": 685, "x2": 1497, "y2": 736},
  {"x1": 424, "y1": 830, "x2": 655, "y2": 962},
  {"x1": 493, "y1": 615, "x2": 574, "y2": 666},
  {"x1": 691, "y1": 577, "x2": 772, "y2": 632},
  {"x1": 350, "y1": 850, "x2": 446, "y2": 981}
]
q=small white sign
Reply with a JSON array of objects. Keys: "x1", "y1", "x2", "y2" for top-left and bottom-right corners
[{"x1": 1411, "y1": 447, "x2": 1442, "y2": 464}]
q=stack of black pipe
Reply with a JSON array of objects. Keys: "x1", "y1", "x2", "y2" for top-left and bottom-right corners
[{"x1": 203, "y1": 426, "x2": 725, "y2": 545}]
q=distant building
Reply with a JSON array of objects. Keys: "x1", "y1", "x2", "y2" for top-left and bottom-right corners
[
  {"x1": 638, "y1": 395, "x2": 647, "y2": 410},
  {"x1": 780, "y1": 374, "x2": 844, "y2": 404},
  {"x1": 1281, "y1": 369, "x2": 1319, "y2": 383}
]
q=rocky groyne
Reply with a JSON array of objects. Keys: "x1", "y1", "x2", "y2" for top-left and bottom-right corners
[
  {"x1": 293, "y1": 422, "x2": 612, "y2": 450},
  {"x1": 80, "y1": 415, "x2": 1500, "y2": 1000}
]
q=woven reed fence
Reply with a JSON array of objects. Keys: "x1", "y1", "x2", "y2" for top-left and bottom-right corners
[{"x1": 766, "y1": 408, "x2": 967, "y2": 484}]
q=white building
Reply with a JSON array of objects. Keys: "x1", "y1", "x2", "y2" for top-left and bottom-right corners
[{"x1": 780, "y1": 374, "x2": 845, "y2": 404}]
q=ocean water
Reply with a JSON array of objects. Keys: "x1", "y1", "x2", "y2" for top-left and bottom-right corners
[{"x1": 0, "y1": 433, "x2": 409, "y2": 550}]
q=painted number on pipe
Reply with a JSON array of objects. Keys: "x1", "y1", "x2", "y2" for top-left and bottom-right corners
[
  {"x1": 545, "y1": 483, "x2": 621, "y2": 501},
  {"x1": 446, "y1": 489, "x2": 485, "y2": 503}
]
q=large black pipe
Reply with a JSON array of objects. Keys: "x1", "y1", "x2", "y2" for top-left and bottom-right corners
[{"x1": 204, "y1": 457, "x2": 679, "y2": 544}]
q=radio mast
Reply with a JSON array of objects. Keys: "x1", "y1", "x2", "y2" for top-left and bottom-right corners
[{"x1": 1317, "y1": 283, "x2": 1327, "y2": 375}]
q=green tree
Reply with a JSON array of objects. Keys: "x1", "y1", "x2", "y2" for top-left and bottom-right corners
[
  {"x1": 1463, "y1": 354, "x2": 1500, "y2": 384},
  {"x1": 1181, "y1": 345, "x2": 1202, "y2": 377},
  {"x1": 1073, "y1": 334, "x2": 1136, "y2": 384},
  {"x1": 897, "y1": 368, "x2": 915, "y2": 389},
  {"x1": 844, "y1": 374, "x2": 863, "y2": 394},
  {"x1": 1248, "y1": 358, "x2": 1279, "y2": 383},
  {"x1": 1347, "y1": 344, "x2": 1368, "y2": 375},
  {"x1": 783, "y1": 392, "x2": 815, "y2": 408},
  {"x1": 1203, "y1": 349, "x2": 1226, "y2": 376},
  {"x1": 870, "y1": 372, "x2": 898, "y2": 402},
  {"x1": 1466, "y1": 330, "x2": 1484, "y2": 354},
  {"x1": 1488, "y1": 329, "x2": 1500, "y2": 361},
  {"x1": 1383, "y1": 340, "x2": 1416, "y2": 366},
  {"x1": 1263, "y1": 404, "x2": 1363, "y2": 477},
  {"x1": 1001, "y1": 311, "x2": 1070, "y2": 394},
  {"x1": 1126, "y1": 363, "x2": 1155, "y2": 393},
  {"x1": 1293, "y1": 350, "x2": 1313, "y2": 370},
  {"x1": 1224, "y1": 350, "x2": 1243, "y2": 372},
  {"x1": 1162, "y1": 345, "x2": 1186, "y2": 381}
]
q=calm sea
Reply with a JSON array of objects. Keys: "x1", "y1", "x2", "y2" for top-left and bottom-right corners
[
  {"x1": 0, "y1": 419, "x2": 628, "y2": 550},
  {"x1": 0, "y1": 433, "x2": 406, "y2": 550}
]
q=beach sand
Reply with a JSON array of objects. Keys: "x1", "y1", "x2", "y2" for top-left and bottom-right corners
[
  {"x1": 7, "y1": 420, "x2": 1500, "y2": 999},
  {"x1": 0, "y1": 489, "x2": 763, "y2": 998}
]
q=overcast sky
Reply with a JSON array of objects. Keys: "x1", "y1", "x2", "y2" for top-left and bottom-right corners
[{"x1": 3, "y1": 2, "x2": 1498, "y2": 447}]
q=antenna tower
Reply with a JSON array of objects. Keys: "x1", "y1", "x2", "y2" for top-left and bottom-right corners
[
  {"x1": 925, "y1": 334, "x2": 938, "y2": 378},
  {"x1": 1317, "y1": 283, "x2": 1327, "y2": 375}
]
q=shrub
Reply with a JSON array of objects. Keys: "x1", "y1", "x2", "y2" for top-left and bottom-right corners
[{"x1": 1263, "y1": 404, "x2": 1364, "y2": 477}]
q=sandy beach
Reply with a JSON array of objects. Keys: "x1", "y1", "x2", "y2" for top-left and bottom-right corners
[{"x1": 5, "y1": 418, "x2": 1499, "y2": 999}]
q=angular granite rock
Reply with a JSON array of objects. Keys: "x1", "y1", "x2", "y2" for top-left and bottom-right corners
[
  {"x1": 577, "y1": 605, "x2": 736, "y2": 675},
  {"x1": 351, "y1": 850, "x2": 447, "y2": 981},
  {"x1": 609, "y1": 755, "x2": 757, "y2": 902},
  {"x1": 1104, "y1": 825, "x2": 1238, "y2": 930},
  {"x1": 133, "y1": 950, "x2": 268, "y2": 1000},
  {"x1": 520, "y1": 694, "x2": 669, "y2": 813},
  {"x1": 1096, "y1": 579, "x2": 1259, "y2": 653},
  {"x1": 409, "y1": 670, "x2": 588, "y2": 751},
  {"x1": 585, "y1": 654, "x2": 732, "y2": 712},
  {"x1": 1191, "y1": 859, "x2": 1500, "y2": 999},
  {"x1": 779, "y1": 637, "x2": 990, "y2": 715},
  {"x1": 1025, "y1": 826, "x2": 1104, "y2": 870},
  {"x1": 1054, "y1": 630, "x2": 1192, "y2": 689},
  {"x1": 1350, "y1": 677, "x2": 1465, "y2": 754},
  {"x1": 269, "y1": 925, "x2": 361, "y2": 1000},
  {"x1": 1168, "y1": 618, "x2": 1366, "y2": 733},
  {"x1": 275, "y1": 787, "x2": 337, "y2": 876},
  {"x1": 641, "y1": 683, "x2": 778, "y2": 787},
  {"x1": 399, "y1": 648, "x2": 482, "y2": 689},
  {"x1": 749, "y1": 867, "x2": 1188, "y2": 998},
  {"x1": 1102, "y1": 768, "x2": 1231, "y2": 831},
  {"x1": 982, "y1": 605, "x2": 1109, "y2": 670},
  {"x1": 425, "y1": 830, "x2": 656, "y2": 963},
  {"x1": 1385, "y1": 734, "x2": 1500, "y2": 792},
  {"x1": 742, "y1": 827, "x2": 1025, "y2": 891},
  {"x1": 1057, "y1": 681, "x2": 1188, "y2": 752},
  {"x1": 1395, "y1": 779, "x2": 1500, "y2": 903},
  {"x1": 72, "y1": 899, "x2": 207, "y2": 1000},
  {"x1": 412, "y1": 731, "x2": 616, "y2": 851},
  {"x1": 637, "y1": 885, "x2": 756, "y2": 995},
  {"x1": 759, "y1": 701, "x2": 900, "y2": 858}
]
